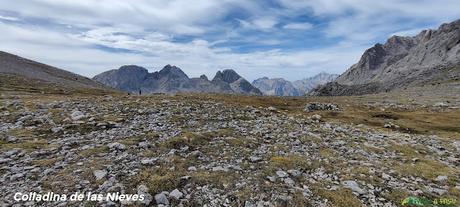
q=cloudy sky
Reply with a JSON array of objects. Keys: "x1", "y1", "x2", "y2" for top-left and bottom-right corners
[{"x1": 1, "y1": 0, "x2": 459, "y2": 81}]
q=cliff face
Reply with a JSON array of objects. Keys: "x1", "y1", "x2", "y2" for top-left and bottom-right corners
[{"x1": 312, "y1": 19, "x2": 460, "y2": 96}]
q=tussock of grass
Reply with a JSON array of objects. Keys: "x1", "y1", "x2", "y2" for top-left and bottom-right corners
[
  {"x1": 1, "y1": 139, "x2": 55, "y2": 151},
  {"x1": 319, "y1": 148, "x2": 337, "y2": 158},
  {"x1": 163, "y1": 132, "x2": 212, "y2": 149},
  {"x1": 383, "y1": 188, "x2": 410, "y2": 205},
  {"x1": 269, "y1": 155, "x2": 311, "y2": 170},
  {"x1": 314, "y1": 188, "x2": 363, "y2": 207},
  {"x1": 31, "y1": 158, "x2": 60, "y2": 167},
  {"x1": 395, "y1": 159, "x2": 455, "y2": 180},
  {"x1": 79, "y1": 146, "x2": 109, "y2": 157}
]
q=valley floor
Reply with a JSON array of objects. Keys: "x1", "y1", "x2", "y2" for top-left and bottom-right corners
[{"x1": 0, "y1": 88, "x2": 459, "y2": 206}]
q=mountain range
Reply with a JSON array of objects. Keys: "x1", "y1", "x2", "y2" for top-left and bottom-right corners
[
  {"x1": 252, "y1": 72, "x2": 338, "y2": 96},
  {"x1": 1, "y1": 19, "x2": 458, "y2": 97},
  {"x1": 93, "y1": 65, "x2": 262, "y2": 95},
  {"x1": 311, "y1": 19, "x2": 460, "y2": 96}
]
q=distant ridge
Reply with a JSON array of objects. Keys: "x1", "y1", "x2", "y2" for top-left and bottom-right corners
[
  {"x1": 252, "y1": 72, "x2": 338, "y2": 96},
  {"x1": 93, "y1": 65, "x2": 262, "y2": 95}
]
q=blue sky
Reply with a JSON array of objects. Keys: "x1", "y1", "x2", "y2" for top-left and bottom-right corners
[{"x1": 0, "y1": 0, "x2": 459, "y2": 81}]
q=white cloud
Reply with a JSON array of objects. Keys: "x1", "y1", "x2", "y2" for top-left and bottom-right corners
[
  {"x1": 0, "y1": 15, "x2": 19, "y2": 21},
  {"x1": 0, "y1": 0, "x2": 459, "y2": 82},
  {"x1": 0, "y1": 21, "x2": 364, "y2": 81},
  {"x1": 237, "y1": 17, "x2": 278, "y2": 31},
  {"x1": 0, "y1": 0, "x2": 258, "y2": 35},
  {"x1": 283, "y1": 22, "x2": 313, "y2": 30}
]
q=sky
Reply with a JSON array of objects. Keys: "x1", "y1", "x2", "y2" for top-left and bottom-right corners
[{"x1": 0, "y1": 0, "x2": 459, "y2": 81}]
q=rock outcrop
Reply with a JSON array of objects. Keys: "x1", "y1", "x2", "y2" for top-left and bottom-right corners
[{"x1": 311, "y1": 19, "x2": 460, "y2": 96}]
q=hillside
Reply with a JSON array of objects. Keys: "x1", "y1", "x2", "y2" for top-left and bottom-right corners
[{"x1": 0, "y1": 51, "x2": 107, "y2": 90}]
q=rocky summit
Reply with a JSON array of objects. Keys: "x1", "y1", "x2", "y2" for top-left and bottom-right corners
[
  {"x1": 311, "y1": 19, "x2": 460, "y2": 96},
  {"x1": 93, "y1": 65, "x2": 262, "y2": 95}
]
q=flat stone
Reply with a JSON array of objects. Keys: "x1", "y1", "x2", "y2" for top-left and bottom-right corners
[
  {"x1": 93, "y1": 170, "x2": 107, "y2": 180},
  {"x1": 276, "y1": 170, "x2": 288, "y2": 178},
  {"x1": 343, "y1": 180, "x2": 366, "y2": 194}
]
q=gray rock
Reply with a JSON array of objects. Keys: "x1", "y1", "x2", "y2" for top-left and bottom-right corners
[
  {"x1": 284, "y1": 178, "x2": 295, "y2": 185},
  {"x1": 71, "y1": 111, "x2": 85, "y2": 121},
  {"x1": 137, "y1": 185, "x2": 153, "y2": 205},
  {"x1": 435, "y1": 175, "x2": 448, "y2": 182},
  {"x1": 140, "y1": 158, "x2": 156, "y2": 165},
  {"x1": 276, "y1": 170, "x2": 288, "y2": 178},
  {"x1": 10, "y1": 173, "x2": 24, "y2": 181},
  {"x1": 93, "y1": 170, "x2": 107, "y2": 180},
  {"x1": 107, "y1": 142, "x2": 126, "y2": 151},
  {"x1": 305, "y1": 102, "x2": 340, "y2": 112},
  {"x1": 169, "y1": 189, "x2": 183, "y2": 200},
  {"x1": 343, "y1": 180, "x2": 366, "y2": 194},
  {"x1": 154, "y1": 193, "x2": 169, "y2": 205},
  {"x1": 249, "y1": 156, "x2": 262, "y2": 163}
]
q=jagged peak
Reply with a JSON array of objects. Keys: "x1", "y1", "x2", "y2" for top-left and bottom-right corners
[
  {"x1": 200, "y1": 74, "x2": 208, "y2": 80},
  {"x1": 158, "y1": 64, "x2": 188, "y2": 78},
  {"x1": 212, "y1": 69, "x2": 242, "y2": 83}
]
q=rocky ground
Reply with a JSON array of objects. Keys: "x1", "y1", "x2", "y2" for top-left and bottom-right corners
[{"x1": 1, "y1": 92, "x2": 459, "y2": 207}]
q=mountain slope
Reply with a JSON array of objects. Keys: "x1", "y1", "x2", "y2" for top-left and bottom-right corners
[
  {"x1": 0, "y1": 51, "x2": 107, "y2": 89},
  {"x1": 311, "y1": 19, "x2": 460, "y2": 96},
  {"x1": 293, "y1": 72, "x2": 339, "y2": 95},
  {"x1": 212, "y1": 69, "x2": 262, "y2": 95},
  {"x1": 94, "y1": 66, "x2": 262, "y2": 95},
  {"x1": 252, "y1": 77, "x2": 300, "y2": 96}
]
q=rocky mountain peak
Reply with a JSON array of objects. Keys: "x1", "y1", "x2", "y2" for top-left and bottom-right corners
[
  {"x1": 313, "y1": 18, "x2": 460, "y2": 96},
  {"x1": 200, "y1": 74, "x2": 208, "y2": 81},
  {"x1": 118, "y1": 65, "x2": 148, "y2": 73},
  {"x1": 158, "y1": 64, "x2": 188, "y2": 79},
  {"x1": 213, "y1": 69, "x2": 242, "y2": 83},
  {"x1": 94, "y1": 65, "x2": 261, "y2": 95},
  {"x1": 356, "y1": 43, "x2": 387, "y2": 71}
]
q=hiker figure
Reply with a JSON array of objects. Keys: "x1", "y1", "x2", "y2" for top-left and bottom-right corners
[{"x1": 139, "y1": 90, "x2": 142, "y2": 95}]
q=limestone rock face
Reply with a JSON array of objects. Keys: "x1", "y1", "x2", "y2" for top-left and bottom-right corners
[{"x1": 312, "y1": 19, "x2": 460, "y2": 96}]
